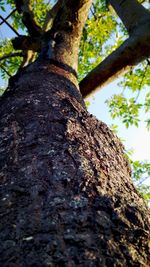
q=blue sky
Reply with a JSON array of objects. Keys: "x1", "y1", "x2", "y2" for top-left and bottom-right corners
[
  {"x1": 87, "y1": 82, "x2": 150, "y2": 162},
  {"x1": 0, "y1": 3, "x2": 150, "y2": 185}
]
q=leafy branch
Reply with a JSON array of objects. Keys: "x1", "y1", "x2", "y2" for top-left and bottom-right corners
[
  {"x1": 0, "y1": 52, "x2": 23, "y2": 62},
  {"x1": 14, "y1": 0, "x2": 42, "y2": 37}
]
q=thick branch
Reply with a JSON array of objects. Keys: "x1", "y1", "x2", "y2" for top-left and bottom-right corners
[
  {"x1": 109, "y1": 0, "x2": 150, "y2": 34},
  {"x1": 12, "y1": 35, "x2": 41, "y2": 52},
  {"x1": 41, "y1": 0, "x2": 92, "y2": 71},
  {"x1": 14, "y1": 0, "x2": 42, "y2": 36},
  {"x1": 80, "y1": 22, "x2": 150, "y2": 98}
]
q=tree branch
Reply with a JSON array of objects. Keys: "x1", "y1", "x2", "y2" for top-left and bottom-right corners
[
  {"x1": 108, "y1": 0, "x2": 150, "y2": 34},
  {"x1": 80, "y1": 22, "x2": 150, "y2": 98},
  {"x1": 12, "y1": 35, "x2": 41, "y2": 52},
  {"x1": 0, "y1": 64, "x2": 11, "y2": 77},
  {"x1": 0, "y1": 52, "x2": 23, "y2": 62},
  {"x1": 0, "y1": 9, "x2": 17, "y2": 26},
  {"x1": 42, "y1": 0, "x2": 92, "y2": 71},
  {"x1": 14, "y1": 0, "x2": 42, "y2": 37},
  {"x1": 0, "y1": 15, "x2": 20, "y2": 36},
  {"x1": 79, "y1": 0, "x2": 150, "y2": 97}
]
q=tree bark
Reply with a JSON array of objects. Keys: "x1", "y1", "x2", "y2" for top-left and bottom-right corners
[
  {"x1": 109, "y1": 0, "x2": 150, "y2": 34},
  {"x1": 0, "y1": 60, "x2": 149, "y2": 266}
]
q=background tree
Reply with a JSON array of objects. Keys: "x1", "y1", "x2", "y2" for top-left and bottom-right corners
[{"x1": 0, "y1": 0, "x2": 150, "y2": 266}]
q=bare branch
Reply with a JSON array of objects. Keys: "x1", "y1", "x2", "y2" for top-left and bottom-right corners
[
  {"x1": 0, "y1": 9, "x2": 17, "y2": 26},
  {"x1": 90, "y1": 4, "x2": 97, "y2": 21},
  {"x1": 80, "y1": 23, "x2": 150, "y2": 98},
  {"x1": 0, "y1": 15, "x2": 20, "y2": 36},
  {"x1": 108, "y1": 0, "x2": 150, "y2": 34},
  {"x1": 0, "y1": 64, "x2": 11, "y2": 77},
  {"x1": 14, "y1": 0, "x2": 42, "y2": 37}
]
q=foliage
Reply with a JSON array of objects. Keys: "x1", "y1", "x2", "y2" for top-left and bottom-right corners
[
  {"x1": 106, "y1": 94, "x2": 142, "y2": 128},
  {"x1": 108, "y1": 61, "x2": 150, "y2": 130},
  {"x1": 0, "y1": 86, "x2": 5, "y2": 95},
  {"x1": 30, "y1": 0, "x2": 51, "y2": 26},
  {"x1": 85, "y1": 100, "x2": 91, "y2": 110},
  {"x1": 131, "y1": 160, "x2": 150, "y2": 182},
  {"x1": 0, "y1": 39, "x2": 23, "y2": 79},
  {"x1": 78, "y1": 1, "x2": 118, "y2": 80},
  {"x1": 131, "y1": 160, "x2": 150, "y2": 202}
]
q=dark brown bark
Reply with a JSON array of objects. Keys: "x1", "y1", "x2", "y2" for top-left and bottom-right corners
[{"x1": 0, "y1": 61, "x2": 149, "y2": 266}]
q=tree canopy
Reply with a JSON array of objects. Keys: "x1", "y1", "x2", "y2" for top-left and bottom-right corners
[{"x1": 0, "y1": 0, "x2": 150, "y2": 201}]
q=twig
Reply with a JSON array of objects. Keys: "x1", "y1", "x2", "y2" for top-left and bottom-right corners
[
  {"x1": 134, "y1": 62, "x2": 149, "y2": 102},
  {"x1": 0, "y1": 15, "x2": 20, "y2": 36},
  {"x1": 90, "y1": 4, "x2": 97, "y2": 20},
  {"x1": 0, "y1": 64, "x2": 12, "y2": 77},
  {"x1": 0, "y1": 52, "x2": 23, "y2": 62},
  {"x1": 0, "y1": 9, "x2": 17, "y2": 26},
  {"x1": 137, "y1": 176, "x2": 149, "y2": 186}
]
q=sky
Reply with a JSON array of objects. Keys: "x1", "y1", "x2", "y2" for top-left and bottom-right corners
[
  {"x1": 0, "y1": 3, "x2": 150, "y2": 186},
  {"x1": 87, "y1": 83, "x2": 150, "y2": 186},
  {"x1": 87, "y1": 82, "x2": 150, "y2": 161}
]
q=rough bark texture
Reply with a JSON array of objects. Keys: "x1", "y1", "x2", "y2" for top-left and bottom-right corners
[
  {"x1": 13, "y1": 0, "x2": 92, "y2": 72},
  {"x1": 0, "y1": 62, "x2": 149, "y2": 266}
]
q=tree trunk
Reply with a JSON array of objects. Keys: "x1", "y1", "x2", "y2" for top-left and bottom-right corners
[{"x1": 0, "y1": 61, "x2": 149, "y2": 267}]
